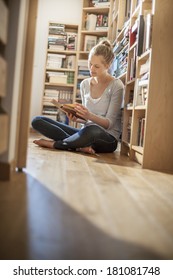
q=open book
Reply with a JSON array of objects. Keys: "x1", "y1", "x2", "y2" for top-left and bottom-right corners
[{"x1": 51, "y1": 99, "x2": 85, "y2": 120}]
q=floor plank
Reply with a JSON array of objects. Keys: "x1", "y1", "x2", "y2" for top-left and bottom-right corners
[{"x1": 0, "y1": 132, "x2": 173, "y2": 260}]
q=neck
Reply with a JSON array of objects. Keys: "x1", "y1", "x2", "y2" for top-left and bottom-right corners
[{"x1": 93, "y1": 73, "x2": 110, "y2": 84}]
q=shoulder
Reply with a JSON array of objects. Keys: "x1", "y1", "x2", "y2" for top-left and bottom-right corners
[
  {"x1": 111, "y1": 78, "x2": 124, "y2": 90},
  {"x1": 80, "y1": 77, "x2": 91, "y2": 88}
]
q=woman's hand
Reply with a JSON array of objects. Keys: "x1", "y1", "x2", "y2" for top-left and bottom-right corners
[
  {"x1": 67, "y1": 112, "x2": 86, "y2": 124},
  {"x1": 67, "y1": 112, "x2": 77, "y2": 122},
  {"x1": 74, "y1": 104, "x2": 91, "y2": 121}
]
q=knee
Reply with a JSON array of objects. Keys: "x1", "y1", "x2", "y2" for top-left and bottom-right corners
[
  {"x1": 84, "y1": 125, "x2": 104, "y2": 138},
  {"x1": 31, "y1": 116, "x2": 42, "y2": 130}
]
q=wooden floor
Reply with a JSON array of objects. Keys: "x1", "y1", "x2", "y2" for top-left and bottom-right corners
[{"x1": 0, "y1": 132, "x2": 173, "y2": 260}]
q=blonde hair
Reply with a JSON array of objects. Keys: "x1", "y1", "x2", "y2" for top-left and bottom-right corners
[{"x1": 89, "y1": 40, "x2": 114, "y2": 65}]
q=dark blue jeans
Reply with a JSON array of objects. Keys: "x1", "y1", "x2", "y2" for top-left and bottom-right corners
[{"x1": 32, "y1": 116, "x2": 117, "y2": 153}]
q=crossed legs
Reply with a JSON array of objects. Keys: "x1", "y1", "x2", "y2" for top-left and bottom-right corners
[{"x1": 32, "y1": 116, "x2": 117, "y2": 154}]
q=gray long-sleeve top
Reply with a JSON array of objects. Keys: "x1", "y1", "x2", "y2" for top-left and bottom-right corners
[{"x1": 80, "y1": 77, "x2": 124, "y2": 140}]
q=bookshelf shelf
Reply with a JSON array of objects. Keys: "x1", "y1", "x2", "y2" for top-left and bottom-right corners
[
  {"x1": 129, "y1": 41, "x2": 137, "y2": 52},
  {"x1": 81, "y1": 30, "x2": 108, "y2": 36},
  {"x1": 117, "y1": 19, "x2": 130, "y2": 41},
  {"x1": 117, "y1": 71, "x2": 127, "y2": 81},
  {"x1": 46, "y1": 68, "x2": 76, "y2": 72},
  {"x1": 132, "y1": 145, "x2": 143, "y2": 154},
  {"x1": 77, "y1": 75, "x2": 90, "y2": 79},
  {"x1": 131, "y1": 4, "x2": 140, "y2": 19},
  {"x1": 126, "y1": 106, "x2": 133, "y2": 111},
  {"x1": 117, "y1": 0, "x2": 173, "y2": 172},
  {"x1": 127, "y1": 78, "x2": 135, "y2": 85},
  {"x1": 47, "y1": 50, "x2": 77, "y2": 55},
  {"x1": 83, "y1": 7, "x2": 110, "y2": 13},
  {"x1": 122, "y1": 140, "x2": 131, "y2": 148},
  {"x1": 134, "y1": 105, "x2": 146, "y2": 110},
  {"x1": 112, "y1": 11, "x2": 118, "y2": 22},
  {"x1": 138, "y1": 49, "x2": 151, "y2": 61},
  {"x1": 45, "y1": 82, "x2": 75, "y2": 87}
]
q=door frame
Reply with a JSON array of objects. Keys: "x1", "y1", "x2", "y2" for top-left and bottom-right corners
[{"x1": 16, "y1": 0, "x2": 38, "y2": 170}]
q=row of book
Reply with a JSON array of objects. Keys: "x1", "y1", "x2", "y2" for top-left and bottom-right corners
[
  {"x1": 46, "y1": 54, "x2": 76, "y2": 69},
  {"x1": 113, "y1": 12, "x2": 152, "y2": 79},
  {"x1": 135, "y1": 81, "x2": 148, "y2": 106},
  {"x1": 112, "y1": 44, "x2": 129, "y2": 77},
  {"x1": 78, "y1": 59, "x2": 90, "y2": 79},
  {"x1": 130, "y1": 12, "x2": 153, "y2": 56},
  {"x1": 128, "y1": 46, "x2": 136, "y2": 81},
  {"x1": 85, "y1": 13, "x2": 108, "y2": 31},
  {"x1": 42, "y1": 87, "x2": 73, "y2": 121},
  {"x1": 43, "y1": 89, "x2": 73, "y2": 106},
  {"x1": 42, "y1": 106, "x2": 69, "y2": 123},
  {"x1": 137, "y1": 117, "x2": 145, "y2": 147},
  {"x1": 125, "y1": 116, "x2": 145, "y2": 147},
  {"x1": 112, "y1": 23, "x2": 129, "y2": 78},
  {"x1": 48, "y1": 24, "x2": 77, "y2": 51},
  {"x1": 125, "y1": 79, "x2": 148, "y2": 108},
  {"x1": 91, "y1": 0, "x2": 110, "y2": 7},
  {"x1": 126, "y1": 116, "x2": 132, "y2": 143},
  {"x1": 46, "y1": 71, "x2": 74, "y2": 84},
  {"x1": 126, "y1": 89, "x2": 134, "y2": 108},
  {"x1": 135, "y1": 56, "x2": 150, "y2": 106}
]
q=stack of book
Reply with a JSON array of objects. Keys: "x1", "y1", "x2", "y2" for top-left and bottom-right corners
[
  {"x1": 85, "y1": 13, "x2": 109, "y2": 31},
  {"x1": 92, "y1": 0, "x2": 110, "y2": 7},
  {"x1": 135, "y1": 78, "x2": 148, "y2": 106},
  {"x1": 46, "y1": 53, "x2": 66, "y2": 69},
  {"x1": 48, "y1": 24, "x2": 67, "y2": 50},
  {"x1": 47, "y1": 71, "x2": 68, "y2": 84},
  {"x1": 66, "y1": 32, "x2": 78, "y2": 50},
  {"x1": 86, "y1": 14, "x2": 97, "y2": 30},
  {"x1": 48, "y1": 24, "x2": 78, "y2": 51},
  {"x1": 67, "y1": 71, "x2": 75, "y2": 84},
  {"x1": 95, "y1": 14, "x2": 108, "y2": 30},
  {"x1": 48, "y1": 35, "x2": 67, "y2": 50},
  {"x1": 49, "y1": 23, "x2": 65, "y2": 34},
  {"x1": 78, "y1": 60, "x2": 90, "y2": 78},
  {"x1": 43, "y1": 89, "x2": 73, "y2": 106},
  {"x1": 64, "y1": 55, "x2": 76, "y2": 69},
  {"x1": 42, "y1": 105, "x2": 58, "y2": 120},
  {"x1": 44, "y1": 89, "x2": 59, "y2": 100}
]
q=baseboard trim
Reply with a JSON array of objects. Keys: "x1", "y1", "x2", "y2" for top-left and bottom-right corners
[{"x1": 0, "y1": 161, "x2": 12, "y2": 181}]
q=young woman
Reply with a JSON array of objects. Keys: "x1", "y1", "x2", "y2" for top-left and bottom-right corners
[{"x1": 32, "y1": 40, "x2": 124, "y2": 154}]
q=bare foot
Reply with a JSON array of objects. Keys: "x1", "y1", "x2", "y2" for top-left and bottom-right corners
[
  {"x1": 77, "y1": 146, "x2": 95, "y2": 154},
  {"x1": 33, "y1": 138, "x2": 55, "y2": 149}
]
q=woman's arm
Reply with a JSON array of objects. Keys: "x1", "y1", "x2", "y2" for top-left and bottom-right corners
[{"x1": 74, "y1": 103, "x2": 110, "y2": 129}]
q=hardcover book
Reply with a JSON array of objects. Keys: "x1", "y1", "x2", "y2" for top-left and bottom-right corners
[{"x1": 51, "y1": 99, "x2": 85, "y2": 120}]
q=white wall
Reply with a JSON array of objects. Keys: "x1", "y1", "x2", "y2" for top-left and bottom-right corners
[{"x1": 30, "y1": 0, "x2": 82, "y2": 124}]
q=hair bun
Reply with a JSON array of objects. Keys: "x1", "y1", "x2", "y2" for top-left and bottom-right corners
[{"x1": 99, "y1": 39, "x2": 112, "y2": 49}]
